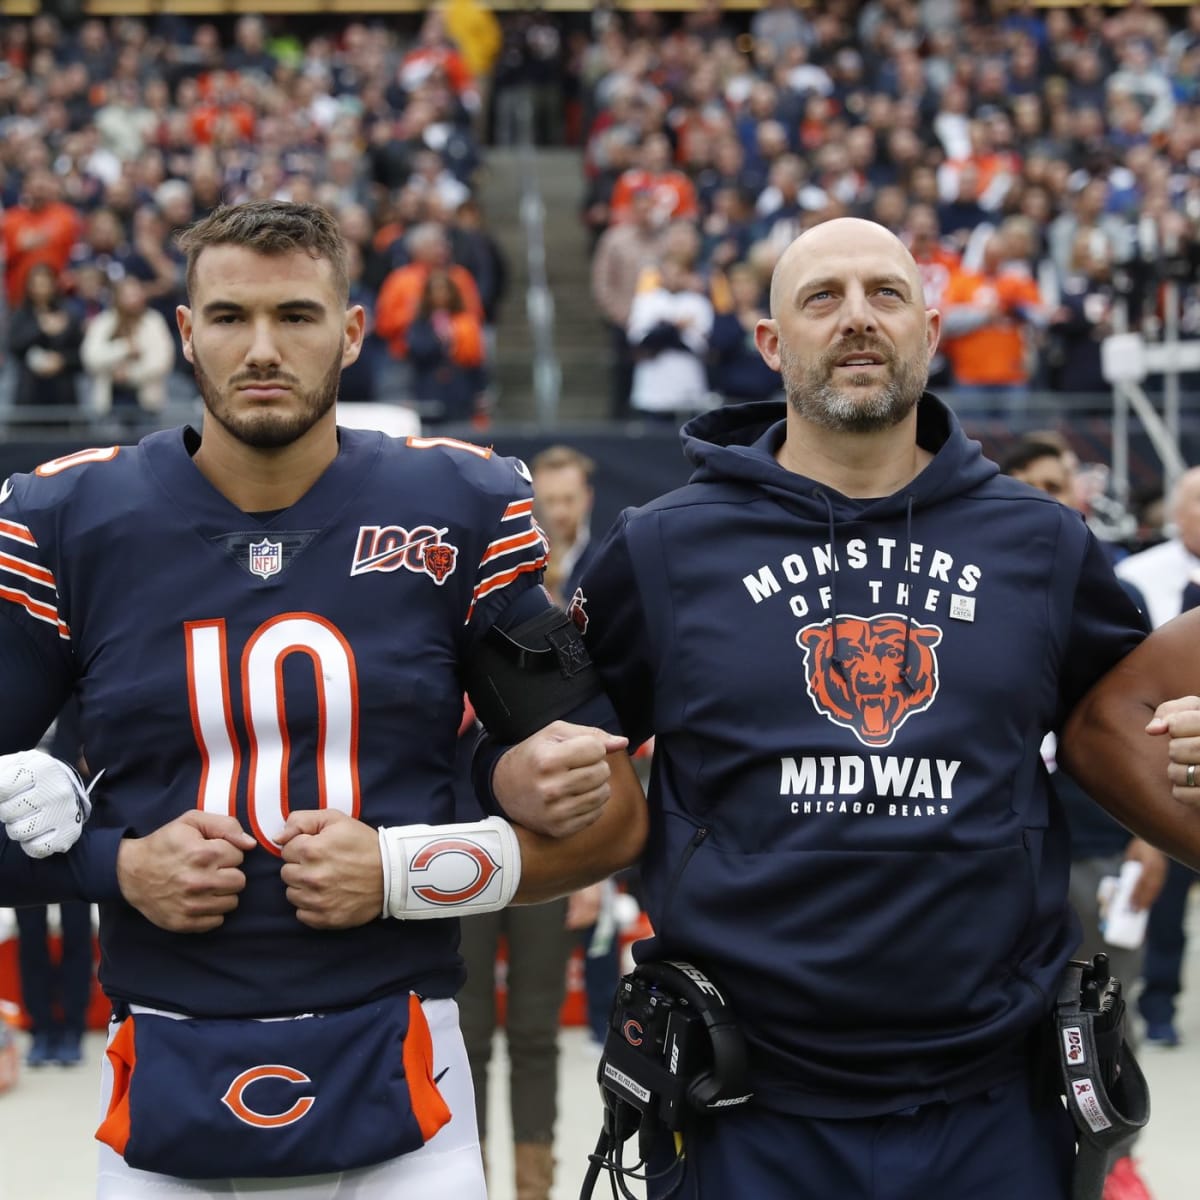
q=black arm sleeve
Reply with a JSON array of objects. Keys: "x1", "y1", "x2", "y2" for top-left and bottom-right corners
[{"x1": 464, "y1": 602, "x2": 605, "y2": 744}]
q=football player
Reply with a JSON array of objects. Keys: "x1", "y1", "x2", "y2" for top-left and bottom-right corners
[{"x1": 0, "y1": 200, "x2": 647, "y2": 1198}]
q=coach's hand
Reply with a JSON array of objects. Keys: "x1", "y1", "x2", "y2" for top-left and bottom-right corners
[
  {"x1": 116, "y1": 812, "x2": 256, "y2": 933},
  {"x1": 279, "y1": 809, "x2": 383, "y2": 929},
  {"x1": 492, "y1": 721, "x2": 628, "y2": 838},
  {"x1": 0, "y1": 749, "x2": 93, "y2": 859}
]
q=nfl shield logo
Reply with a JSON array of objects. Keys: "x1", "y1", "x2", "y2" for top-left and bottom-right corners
[{"x1": 249, "y1": 538, "x2": 282, "y2": 579}]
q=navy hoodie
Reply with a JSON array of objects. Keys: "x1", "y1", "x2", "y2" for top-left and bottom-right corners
[{"x1": 578, "y1": 394, "x2": 1146, "y2": 1118}]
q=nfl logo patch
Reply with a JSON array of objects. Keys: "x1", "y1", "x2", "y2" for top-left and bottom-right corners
[{"x1": 249, "y1": 538, "x2": 283, "y2": 579}]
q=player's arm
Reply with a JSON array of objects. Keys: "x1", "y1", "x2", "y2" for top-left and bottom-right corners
[
  {"x1": 465, "y1": 583, "x2": 633, "y2": 836},
  {"x1": 278, "y1": 591, "x2": 649, "y2": 927},
  {"x1": 1061, "y1": 607, "x2": 1200, "y2": 870},
  {"x1": 0, "y1": 602, "x2": 257, "y2": 928},
  {"x1": 0, "y1": 606, "x2": 129, "y2": 903}
]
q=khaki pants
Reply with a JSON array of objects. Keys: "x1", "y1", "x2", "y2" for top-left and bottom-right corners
[{"x1": 457, "y1": 899, "x2": 573, "y2": 1143}]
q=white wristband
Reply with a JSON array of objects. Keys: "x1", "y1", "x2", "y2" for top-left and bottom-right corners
[{"x1": 378, "y1": 816, "x2": 522, "y2": 920}]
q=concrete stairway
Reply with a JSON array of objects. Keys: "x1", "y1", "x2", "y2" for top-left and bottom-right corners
[{"x1": 476, "y1": 148, "x2": 609, "y2": 423}]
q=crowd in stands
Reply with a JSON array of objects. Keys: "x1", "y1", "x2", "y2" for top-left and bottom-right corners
[
  {"x1": 0, "y1": 3, "x2": 1197, "y2": 435},
  {"x1": 0, "y1": 9, "x2": 511, "y2": 428},
  {"x1": 580, "y1": 0, "x2": 1200, "y2": 421}
]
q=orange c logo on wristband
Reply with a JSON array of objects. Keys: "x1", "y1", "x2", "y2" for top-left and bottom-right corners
[
  {"x1": 410, "y1": 837, "x2": 501, "y2": 905},
  {"x1": 221, "y1": 1065, "x2": 316, "y2": 1128}
]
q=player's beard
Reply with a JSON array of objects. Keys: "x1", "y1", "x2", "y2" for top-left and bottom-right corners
[
  {"x1": 192, "y1": 344, "x2": 343, "y2": 450},
  {"x1": 780, "y1": 337, "x2": 927, "y2": 434}
]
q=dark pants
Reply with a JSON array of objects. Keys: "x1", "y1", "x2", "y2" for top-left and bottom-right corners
[
  {"x1": 458, "y1": 899, "x2": 574, "y2": 1143},
  {"x1": 15, "y1": 903, "x2": 93, "y2": 1036},
  {"x1": 647, "y1": 1076, "x2": 1075, "y2": 1200},
  {"x1": 1137, "y1": 858, "x2": 1196, "y2": 1025}
]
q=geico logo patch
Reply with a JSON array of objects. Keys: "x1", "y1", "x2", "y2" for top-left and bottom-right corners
[{"x1": 221, "y1": 1064, "x2": 316, "y2": 1128}]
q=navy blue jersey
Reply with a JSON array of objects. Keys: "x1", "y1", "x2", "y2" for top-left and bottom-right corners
[
  {"x1": 0, "y1": 427, "x2": 551, "y2": 1017},
  {"x1": 578, "y1": 396, "x2": 1146, "y2": 1118}
]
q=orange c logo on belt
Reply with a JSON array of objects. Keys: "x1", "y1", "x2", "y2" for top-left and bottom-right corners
[{"x1": 221, "y1": 1064, "x2": 316, "y2": 1128}]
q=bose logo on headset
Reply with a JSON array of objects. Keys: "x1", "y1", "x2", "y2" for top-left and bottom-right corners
[{"x1": 630, "y1": 959, "x2": 753, "y2": 1113}]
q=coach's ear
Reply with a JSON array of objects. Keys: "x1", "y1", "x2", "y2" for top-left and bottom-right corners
[{"x1": 754, "y1": 317, "x2": 780, "y2": 371}]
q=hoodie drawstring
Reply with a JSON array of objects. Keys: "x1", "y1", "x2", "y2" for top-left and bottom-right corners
[
  {"x1": 815, "y1": 488, "x2": 848, "y2": 683},
  {"x1": 815, "y1": 488, "x2": 919, "y2": 692},
  {"x1": 901, "y1": 494, "x2": 916, "y2": 692}
]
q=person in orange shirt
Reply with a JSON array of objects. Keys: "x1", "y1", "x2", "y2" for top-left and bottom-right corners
[
  {"x1": 903, "y1": 204, "x2": 961, "y2": 389},
  {"x1": 940, "y1": 228, "x2": 1045, "y2": 419},
  {"x1": 375, "y1": 222, "x2": 483, "y2": 362},
  {"x1": 188, "y1": 71, "x2": 256, "y2": 147},
  {"x1": 2, "y1": 170, "x2": 83, "y2": 311},
  {"x1": 405, "y1": 269, "x2": 486, "y2": 424},
  {"x1": 608, "y1": 133, "x2": 699, "y2": 228}
]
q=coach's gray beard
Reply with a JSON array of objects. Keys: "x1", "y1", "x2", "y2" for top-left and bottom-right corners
[{"x1": 781, "y1": 343, "x2": 927, "y2": 434}]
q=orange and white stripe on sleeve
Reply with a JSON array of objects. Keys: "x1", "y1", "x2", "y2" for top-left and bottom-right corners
[
  {"x1": 0, "y1": 518, "x2": 69, "y2": 640},
  {"x1": 465, "y1": 497, "x2": 549, "y2": 625}
]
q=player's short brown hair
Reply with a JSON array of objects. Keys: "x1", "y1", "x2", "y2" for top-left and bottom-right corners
[{"x1": 178, "y1": 201, "x2": 350, "y2": 304}]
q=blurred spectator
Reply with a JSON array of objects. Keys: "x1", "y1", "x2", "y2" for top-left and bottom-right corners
[
  {"x1": 708, "y1": 261, "x2": 782, "y2": 405},
  {"x1": 1107, "y1": 38, "x2": 1175, "y2": 135},
  {"x1": 530, "y1": 443, "x2": 595, "y2": 596},
  {"x1": 626, "y1": 253, "x2": 714, "y2": 420},
  {"x1": 750, "y1": 0, "x2": 810, "y2": 57},
  {"x1": 80, "y1": 275, "x2": 175, "y2": 425},
  {"x1": 1116, "y1": 466, "x2": 1200, "y2": 633},
  {"x1": 405, "y1": 268, "x2": 486, "y2": 424},
  {"x1": 338, "y1": 241, "x2": 384, "y2": 405},
  {"x1": 2, "y1": 168, "x2": 83, "y2": 309},
  {"x1": 7, "y1": 263, "x2": 84, "y2": 422},
  {"x1": 375, "y1": 222, "x2": 483, "y2": 361},
  {"x1": 94, "y1": 79, "x2": 157, "y2": 163},
  {"x1": 225, "y1": 15, "x2": 277, "y2": 78},
  {"x1": 590, "y1": 187, "x2": 664, "y2": 417},
  {"x1": 608, "y1": 132, "x2": 698, "y2": 227},
  {"x1": 404, "y1": 11, "x2": 479, "y2": 106},
  {"x1": 941, "y1": 228, "x2": 1045, "y2": 416},
  {"x1": 903, "y1": 204, "x2": 961, "y2": 384},
  {"x1": 1047, "y1": 231, "x2": 1119, "y2": 397},
  {"x1": 450, "y1": 196, "x2": 509, "y2": 336},
  {"x1": 492, "y1": 10, "x2": 564, "y2": 146},
  {"x1": 1047, "y1": 177, "x2": 1127, "y2": 286},
  {"x1": 120, "y1": 204, "x2": 187, "y2": 338}
]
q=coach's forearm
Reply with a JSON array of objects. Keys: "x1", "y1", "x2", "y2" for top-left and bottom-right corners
[{"x1": 511, "y1": 751, "x2": 647, "y2": 903}]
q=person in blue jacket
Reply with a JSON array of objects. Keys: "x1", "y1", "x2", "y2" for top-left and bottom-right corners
[{"x1": 573, "y1": 217, "x2": 1200, "y2": 1200}]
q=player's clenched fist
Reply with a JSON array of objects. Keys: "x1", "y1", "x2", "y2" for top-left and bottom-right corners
[
  {"x1": 492, "y1": 721, "x2": 629, "y2": 838},
  {"x1": 278, "y1": 809, "x2": 383, "y2": 929},
  {"x1": 0, "y1": 749, "x2": 92, "y2": 858},
  {"x1": 1148, "y1": 695, "x2": 1200, "y2": 805},
  {"x1": 116, "y1": 811, "x2": 257, "y2": 933}
]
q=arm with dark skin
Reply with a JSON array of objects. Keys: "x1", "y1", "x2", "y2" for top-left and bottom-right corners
[{"x1": 1060, "y1": 608, "x2": 1200, "y2": 870}]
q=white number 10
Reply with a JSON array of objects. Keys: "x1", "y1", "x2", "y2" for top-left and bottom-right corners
[{"x1": 185, "y1": 614, "x2": 362, "y2": 854}]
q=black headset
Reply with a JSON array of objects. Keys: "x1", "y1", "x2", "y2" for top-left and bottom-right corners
[{"x1": 629, "y1": 959, "x2": 752, "y2": 1112}]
